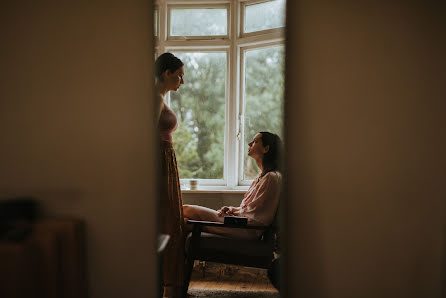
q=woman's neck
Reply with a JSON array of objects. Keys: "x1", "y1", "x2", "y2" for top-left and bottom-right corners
[
  {"x1": 155, "y1": 80, "x2": 169, "y2": 98},
  {"x1": 254, "y1": 157, "x2": 264, "y2": 176}
]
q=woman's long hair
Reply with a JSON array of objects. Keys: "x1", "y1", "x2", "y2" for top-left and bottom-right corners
[{"x1": 259, "y1": 131, "x2": 283, "y2": 173}]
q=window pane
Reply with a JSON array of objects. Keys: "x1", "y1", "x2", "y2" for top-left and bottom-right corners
[
  {"x1": 170, "y1": 8, "x2": 227, "y2": 36},
  {"x1": 243, "y1": 46, "x2": 284, "y2": 180},
  {"x1": 171, "y1": 52, "x2": 226, "y2": 179},
  {"x1": 244, "y1": 0, "x2": 286, "y2": 33}
]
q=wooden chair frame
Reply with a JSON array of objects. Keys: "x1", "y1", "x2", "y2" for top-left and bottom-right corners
[{"x1": 183, "y1": 217, "x2": 279, "y2": 296}]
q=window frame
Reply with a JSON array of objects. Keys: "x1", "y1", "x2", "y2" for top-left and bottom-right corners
[
  {"x1": 238, "y1": 41, "x2": 285, "y2": 186},
  {"x1": 155, "y1": 0, "x2": 285, "y2": 189},
  {"x1": 166, "y1": 47, "x2": 230, "y2": 186},
  {"x1": 154, "y1": 7, "x2": 159, "y2": 40}
]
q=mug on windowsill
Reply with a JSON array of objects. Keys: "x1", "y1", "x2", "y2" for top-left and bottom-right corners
[{"x1": 189, "y1": 180, "x2": 198, "y2": 190}]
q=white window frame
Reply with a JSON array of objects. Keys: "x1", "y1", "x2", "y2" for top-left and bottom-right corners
[
  {"x1": 166, "y1": 47, "x2": 230, "y2": 187},
  {"x1": 154, "y1": 6, "x2": 160, "y2": 39},
  {"x1": 155, "y1": 0, "x2": 285, "y2": 190},
  {"x1": 238, "y1": 40, "x2": 285, "y2": 186}
]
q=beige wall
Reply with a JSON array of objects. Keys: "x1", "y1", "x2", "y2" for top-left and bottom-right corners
[
  {"x1": 1, "y1": 1, "x2": 446, "y2": 298},
  {"x1": 285, "y1": 1, "x2": 446, "y2": 298},
  {"x1": 182, "y1": 193, "x2": 244, "y2": 210},
  {"x1": 0, "y1": 1, "x2": 157, "y2": 297}
]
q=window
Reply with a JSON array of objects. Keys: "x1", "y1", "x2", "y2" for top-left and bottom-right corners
[
  {"x1": 242, "y1": 0, "x2": 286, "y2": 34},
  {"x1": 155, "y1": 0, "x2": 285, "y2": 188},
  {"x1": 154, "y1": 8, "x2": 159, "y2": 38},
  {"x1": 243, "y1": 45, "x2": 285, "y2": 180},
  {"x1": 169, "y1": 7, "x2": 228, "y2": 38},
  {"x1": 170, "y1": 52, "x2": 226, "y2": 180}
]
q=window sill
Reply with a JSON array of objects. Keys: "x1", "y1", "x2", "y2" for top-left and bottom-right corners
[{"x1": 181, "y1": 186, "x2": 249, "y2": 194}]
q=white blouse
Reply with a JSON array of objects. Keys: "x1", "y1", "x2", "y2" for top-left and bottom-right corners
[{"x1": 238, "y1": 171, "x2": 282, "y2": 226}]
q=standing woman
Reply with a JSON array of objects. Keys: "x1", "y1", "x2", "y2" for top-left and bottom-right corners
[{"x1": 155, "y1": 52, "x2": 185, "y2": 297}]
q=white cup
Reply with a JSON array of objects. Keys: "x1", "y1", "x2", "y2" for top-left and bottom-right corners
[{"x1": 189, "y1": 179, "x2": 198, "y2": 190}]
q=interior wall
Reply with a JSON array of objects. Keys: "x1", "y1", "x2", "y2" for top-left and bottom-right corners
[
  {"x1": 285, "y1": 1, "x2": 446, "y2": 298},
  {"x1": 0, "y1": 1, "x2": 156, "y2": 297},
  {"x1": 182, "y1": 193, "x2": 244, "y2": 210}
]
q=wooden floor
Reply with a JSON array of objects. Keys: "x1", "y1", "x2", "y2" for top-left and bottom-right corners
[{"x1": 188, "y1": 262, "x2": 279, "y2": 297}]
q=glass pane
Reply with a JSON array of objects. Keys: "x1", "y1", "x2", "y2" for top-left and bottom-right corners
[
  {"x1": 244, "y1": 0, "x2": 286, "y2": 33},
  {"x1": 171, "y1": 52, "x2": 226, "y2": 179},
  {"x1": 243, "y1": 46, "x2": 284, "y2": 180},
  {"x1": 170, "y1": 8, "x2": 227, "y2": 36}
]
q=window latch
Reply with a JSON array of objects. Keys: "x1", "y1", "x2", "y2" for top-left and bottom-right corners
[{"x1": 237, "y1": 114, "x2": 243, "y2": 140}]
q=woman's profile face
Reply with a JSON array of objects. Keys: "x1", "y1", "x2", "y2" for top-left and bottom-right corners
[
  {"x1": 247, "y1": 133, "x2": 268, "y2": 160},
  {"x1": 164, "y1": 66, "x2": 184, "y2": 92}
]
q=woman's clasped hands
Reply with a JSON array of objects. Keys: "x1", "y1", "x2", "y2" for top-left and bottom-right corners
[{"x1": 217, "y1": 206, "x2": 238, "y2": 216}]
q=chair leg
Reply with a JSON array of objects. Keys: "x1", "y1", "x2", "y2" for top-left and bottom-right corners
[
  {"x1": 183, "y1": 224, "x2": 202, "y2": 297},
  {"x1": 183, "y1": 253, "x2": 195, "y2": 297}
]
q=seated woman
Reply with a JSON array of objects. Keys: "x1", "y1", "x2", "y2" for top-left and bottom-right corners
[{"x1": 183, "y1": 131, "x2": 282, "y2": 240}]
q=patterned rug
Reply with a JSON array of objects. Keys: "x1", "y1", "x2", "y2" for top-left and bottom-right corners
[
  {"x1": 188, "y1": 262, "x2": 280, "y2": 298},
  {"x1": 188, "y1": 289, "x2": 279, "y2": 298}
]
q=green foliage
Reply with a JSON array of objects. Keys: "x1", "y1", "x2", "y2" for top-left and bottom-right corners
[
  {"x1": 170, "y1": 46, "x2": 284, "y2": 180},
  {"x1": 171, "y1": 8, "x2": 227, "y2": 36},
  {"x1": 244, "y1": 46, "x2": 285, "y2": 179},
  {"x1": 171, "y1": 53, "x2": 225, "y2": 179},
  {"x1": 245, "y1": 0, "x2": 286, "y2": 33}
]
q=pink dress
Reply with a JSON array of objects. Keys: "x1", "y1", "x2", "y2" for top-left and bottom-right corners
[{"x1": 159, "y1": 106, "x2": 178, "y2": 144}]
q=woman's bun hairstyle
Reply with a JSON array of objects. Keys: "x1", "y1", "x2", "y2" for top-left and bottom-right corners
[{"x1": 155, "y1": 52, "x2": 184, "y2": 81}]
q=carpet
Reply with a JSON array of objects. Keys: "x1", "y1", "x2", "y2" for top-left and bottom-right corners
[
  {"x1": 188, "y1": 262, "x2": 280, "y2": 298},
  {"x1": 188, "y1": 289, "x2": 279, "y2": 298}
]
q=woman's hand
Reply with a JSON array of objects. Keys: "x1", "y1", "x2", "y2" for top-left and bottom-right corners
[{"x1": 217, "y1": 206, "x2": 233, "y2": 216}]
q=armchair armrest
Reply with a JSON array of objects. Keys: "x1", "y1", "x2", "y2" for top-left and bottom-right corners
[{"x1": 186, "y1": 219, "x2": 270, "y2": 230}]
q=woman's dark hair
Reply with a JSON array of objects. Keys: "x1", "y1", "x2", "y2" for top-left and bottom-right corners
[
  {"x1": 155, "y1": 52, "x2": 184, "y2": 80},
  {"x1": 259, "y1": 131, "x2": 283, "y2": 173}
]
